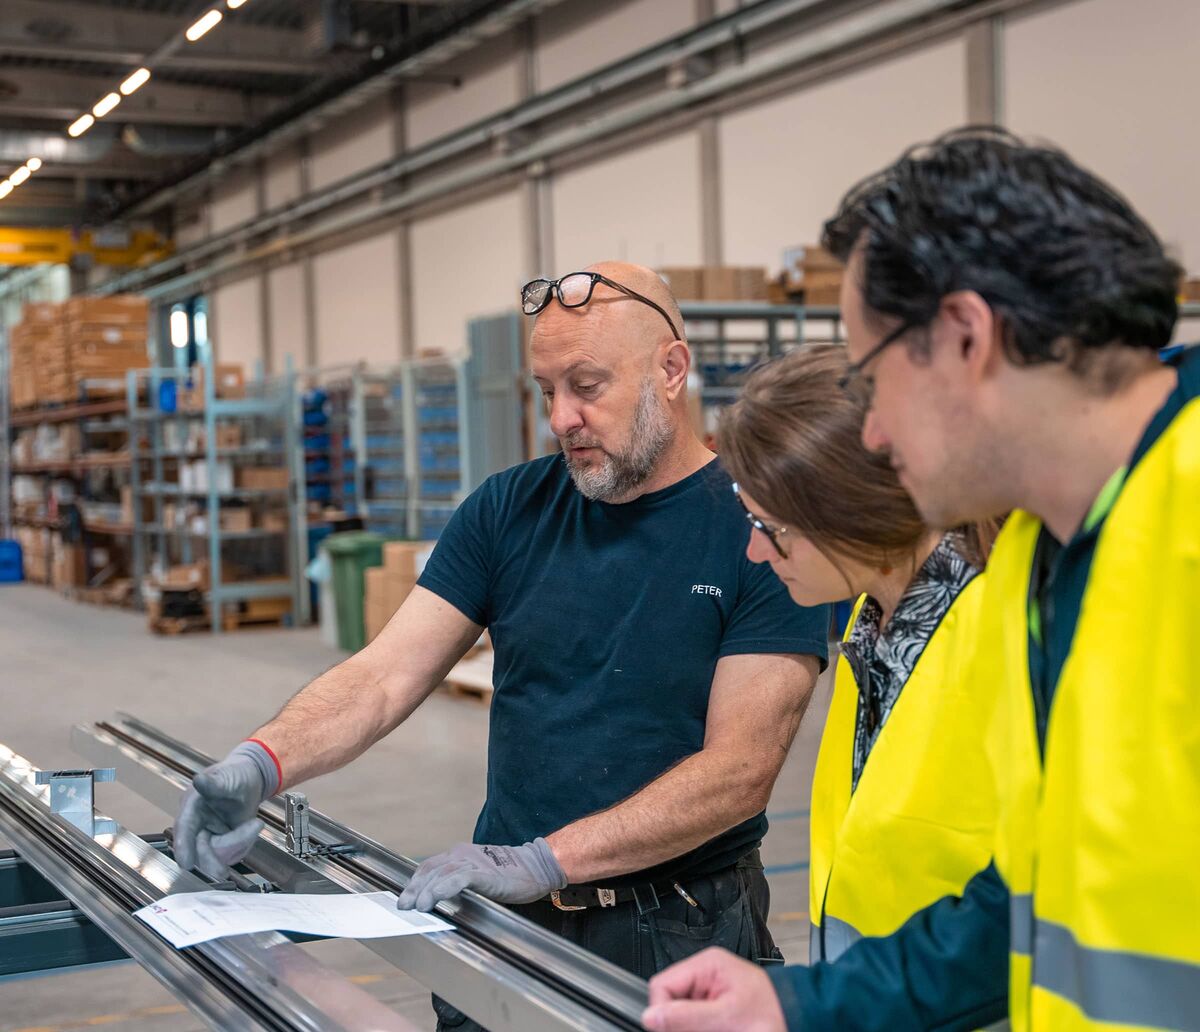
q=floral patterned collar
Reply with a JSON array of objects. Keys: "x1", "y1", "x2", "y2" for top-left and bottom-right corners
[{"x1": 840, "y1": 533, "x2": 980, "y2": 791}]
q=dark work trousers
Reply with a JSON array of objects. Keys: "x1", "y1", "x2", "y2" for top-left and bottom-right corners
[{"x1": 432, "y1": 850, "x2": 783, "y2": 1031}]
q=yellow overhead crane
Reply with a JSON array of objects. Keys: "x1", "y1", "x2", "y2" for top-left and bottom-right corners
[{"x1": 0, "y1": 226, "x2": 172, "y2": 267}]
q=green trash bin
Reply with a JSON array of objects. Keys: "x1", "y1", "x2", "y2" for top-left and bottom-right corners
[{"x1": 324, "y1": 531, "x2": 385, "y2": 652}]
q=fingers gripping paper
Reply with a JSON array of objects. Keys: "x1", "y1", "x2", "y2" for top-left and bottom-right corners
[{"x1": 135, "y1": 890, "x2": 451, "y2": 948}]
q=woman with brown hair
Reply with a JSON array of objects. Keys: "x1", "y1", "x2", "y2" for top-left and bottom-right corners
[{"x1": 642, "y1": 343, "x2": 1007, "y2": 1031}]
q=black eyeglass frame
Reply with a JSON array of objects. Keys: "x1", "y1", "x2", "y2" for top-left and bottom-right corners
[
  {"x1": 521, "y1": 272, "x2": 683, "y2": 342},
  {"x1": 732, "y1": 481, "x2": 788, "y2": 560},
  {"x1": 837, "y1": 319, "x2": 917, "y2": 399}
]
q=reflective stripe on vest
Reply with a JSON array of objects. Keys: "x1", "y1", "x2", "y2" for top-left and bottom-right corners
[
  {"x1": 808, "y1": 575, "x2": 997, "y2": 966},
  {"x1": 986, "y1": 395, "x2": 1200, "y2": 1030},
  {"x1": 1034, "y1": 918, "x2": 1200, "y2": 1032},
  {"x1": 809, "y1": 914, "x2": 863, "y2": 964}
]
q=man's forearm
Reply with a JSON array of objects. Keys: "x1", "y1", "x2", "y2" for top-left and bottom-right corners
[
  {"x1": 546, "y1": 745, "x2": 775, "y2": 884},
  {"x1": 250, "y1": 653, "x2": 406, "y2": 789}
]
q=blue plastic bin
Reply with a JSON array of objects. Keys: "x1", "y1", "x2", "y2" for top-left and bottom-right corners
[{"x1": 0, "y1": 540, "x2": 24, "y2": 583}]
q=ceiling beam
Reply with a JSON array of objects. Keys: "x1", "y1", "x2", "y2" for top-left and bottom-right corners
[
  {"x1": 0, "y1": 39, "x2": 332, "y2": 78},
  {"x1": 0, "y1": 0, "x2": 324, "y2": 72},
  {"x1": 0, "y1": 67, "x2": 274, "y2": 127}
]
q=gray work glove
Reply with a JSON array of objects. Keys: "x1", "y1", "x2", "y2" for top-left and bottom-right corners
[
  {"x1": 174, "y1": 741, "x2": 278, "y2": 880},
  {"x1": 397, "y1": 838, "x2": 567, "y2": 912}
]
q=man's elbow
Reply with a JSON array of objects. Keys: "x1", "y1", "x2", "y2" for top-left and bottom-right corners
[{"x1": 725, "y1": 761, "x2": 778, "y2": 821}]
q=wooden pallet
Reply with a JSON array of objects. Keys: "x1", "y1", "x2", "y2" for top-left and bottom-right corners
[
  {"x1": 442, "y1": 649, "x2": 494, "y2": 703},
  {"x1": 150, "y1": 614, "x2": 210, "y2": 635},
  {"x1": 220, "y1": 611, "x2": 291, "y2": 632}
]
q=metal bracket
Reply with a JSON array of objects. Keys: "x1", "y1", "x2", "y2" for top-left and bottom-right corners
[
  {"x1": 34, "y1": 768, "x2": 117, "y2": 837},
  {"x1": 284, "y1": 792, "x2": 356, "y2": 860}
]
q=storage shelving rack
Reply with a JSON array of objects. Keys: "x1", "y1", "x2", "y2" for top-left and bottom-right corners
[
  {"x1": 126, "y1": 355, "x2": 309, "y2": 633},
  {"x1": 403, "y1": 356, "x2": 467, "y2": 540},
  {"x1": 679, "y1": 301, "x2": 844, "y2": 403},
  {"x1": 7, "y1": 389, "x2": 139, "y2": 591}
]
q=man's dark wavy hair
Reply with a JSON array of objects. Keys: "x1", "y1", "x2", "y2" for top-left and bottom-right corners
[{"x1": 822, "y1": 127, "x2": 1181, "y2": 369}]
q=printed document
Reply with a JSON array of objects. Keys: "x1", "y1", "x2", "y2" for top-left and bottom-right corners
[{"x1": 134, "y1": 890, "x2": 451, "y2": 948}]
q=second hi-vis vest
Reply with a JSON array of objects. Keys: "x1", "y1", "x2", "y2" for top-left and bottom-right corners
[
  {"x1": 984, "y1": 395, "x2": 1200, "y2": 1030},
  {"x1": 809, "y1": 573, "x2": 997, "y2": 963}
]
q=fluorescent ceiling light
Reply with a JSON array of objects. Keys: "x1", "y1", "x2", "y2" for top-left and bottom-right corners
[
  {"x1": 68, "y1": 113, "x2": 96, "y2": 137},
  {"x1": 227, "y1": 0, "x2": 248, "y2": 7},
  {"x1": 25, "y1": 158, "x2": 42, "y2": 173},
  {"x1": 93, "y1": 92, "x2": 121, "y2": 118},
  {"x1": 120, "y1": 68, "x2": 151, "y2": 96},
  {"x1": 9, "y1": 166, "x2": 30, "y2": 186},
  {"x1": 0, "y1": 181, "x2": 11, "y2": 200},
  {"x1": 185, "y1": 9, "x2": 223, "y2": 41}
]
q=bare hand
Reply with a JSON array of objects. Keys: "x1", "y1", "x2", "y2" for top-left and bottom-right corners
[{"x1": 642, "y1": 948, "x2": 787, "y2": 1032}]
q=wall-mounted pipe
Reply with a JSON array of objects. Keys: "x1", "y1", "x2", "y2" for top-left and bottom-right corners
[{"x1": 104, "y1": 0, "x2": 1009, "y2": 302}]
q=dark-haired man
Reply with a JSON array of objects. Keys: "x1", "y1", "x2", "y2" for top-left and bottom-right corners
[
  {"x1": 174, "y1": 260, "x2": 828, "y2": 1032},
  {"x1": 643, "y1": 129, "x2": 1197, "y2": 1031}
]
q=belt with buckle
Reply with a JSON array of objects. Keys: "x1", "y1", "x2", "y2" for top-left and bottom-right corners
[{"x1": 549, "y1": 879, "x2": 694, "y2": 912}]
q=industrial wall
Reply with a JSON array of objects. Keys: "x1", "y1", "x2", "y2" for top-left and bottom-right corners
[{"x1": 190, "y1": 0, "x2": 1199, "y2": 371}]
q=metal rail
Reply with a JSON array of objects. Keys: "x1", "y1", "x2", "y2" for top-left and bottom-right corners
[
  {"x1": 73, "y1": 713, "x2": 649, "y2": 1032},
  {"x1": 0, "y1": 741, "x2": 418, "y2": 1032}
]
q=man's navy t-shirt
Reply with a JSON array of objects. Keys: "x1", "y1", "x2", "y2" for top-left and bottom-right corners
[{"x1": 417, "y1": 454, "x2": 829, "y2": 886}]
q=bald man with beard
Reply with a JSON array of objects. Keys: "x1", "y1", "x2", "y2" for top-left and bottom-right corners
[{"x1": 172, "y1": 262, "x2": 828, "y2": 1031}]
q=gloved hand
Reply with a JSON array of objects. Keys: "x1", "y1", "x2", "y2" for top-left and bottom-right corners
[
  {"x1": 397, "y1": 838, "x2": 567, "y2": 912},
  {"x1": 174, "y1": 740, "x2": 279, "y2": 880}
]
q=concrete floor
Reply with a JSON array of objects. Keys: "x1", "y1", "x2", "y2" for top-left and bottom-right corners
[{"x1": 0, "y1": 584, "x2": 831, "y2": 1031}]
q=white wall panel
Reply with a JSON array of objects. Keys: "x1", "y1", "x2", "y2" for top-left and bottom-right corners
[
  {"x1": 535, "y1": 0, "x2": 696, "y2": 92},
  {"x1": 312, "y1": 231, "x2": 402, "y2": 367},
  {"x1": 552, "y1": 133, "x2": 703, "y2": 272},
  {"x1": 720, "y1": 39, "x2": 966, "y2": 273},
  {"x1": 265, "y1": 144, "x2": 303, "y2": 209},
  {"x1": 407, "y1": 33, "x2": 522, "y2": 150},
  {"x1": 310, "y1": 95, "x2": 395, "y2": 192},
  {"x1": 212, "y1": 276, "x2": 262, "y2": 374},
  {"x1": 267, "y1": 263, "x2": 307, "y2": 374},
  {"x1": 410, "y1": 191, "x2": 524, "y2": 353},
  {"x1": 1004, "y1": 0, "x2": 1200, "y2": 271},
  {"x1": 210, "y1": 166, "x2": 258, "y2": 234}
]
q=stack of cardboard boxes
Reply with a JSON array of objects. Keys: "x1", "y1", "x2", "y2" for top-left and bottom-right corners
[
  {"x1": 364, "y1": 541, "x2": 436, "y2": 643},
  {"x1": 6, "y1": 296, "x2": 151, "y2": 409},
  {"x1": 64, "y1": 296, "x2": 151, "y2": 387},
  {"x1": 781, "y1": 245, "x2": 844, "y2": 305},
  {"x1": 658, "y1": 267, "x2": 769, "y2": 302},
  {"x1": 10, "y1": 303, "x2": 70, "y2": 406}
]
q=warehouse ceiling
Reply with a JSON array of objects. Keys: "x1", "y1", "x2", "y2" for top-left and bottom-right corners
[{"x1": 0, "y1": 0, "x2": 479, "y2": 228}]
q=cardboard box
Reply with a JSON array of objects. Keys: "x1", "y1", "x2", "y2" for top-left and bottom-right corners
[
  {"x1": 63, "y1": 295, "x2": 149, "y2": 326},
  {"x1": 657, "y1": 267, "x2": 705, "y2": 301},
  {"x1": 701, "y1": 266, "x2": 768, "y2": 301},
  {"x1": 237, "y1": 466, "x2": 289, "y2": 491},
  {"x1": 179, "y1": 364, "x2": 245, "y2": 411},
  {"x1": 260, "y1": 510, "x2": 289, "y2": 533},
  {"x1": 364, "y1": 567, "x2": 389, "y2": 643},
  {"x1": 220, "y1": 507, "x2": 253, "y2": 532},
  {"x1": 159, "y1": 562, "x2": 209, "y2": 590},
  {"x1": 383, "y1": 541, "x2": 435, "y2": 581},
  {"x1": 22, "y1": 301, "x2": 62, "y2": 324},
  {"x1": 52, "y1": 542, "x2": 86, "y2": 590},
  {"x1": 1182, "y1": 278, "x2": 1200, "y2": 303}
]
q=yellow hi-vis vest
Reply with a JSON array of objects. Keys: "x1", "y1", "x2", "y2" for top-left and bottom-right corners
[
  {"x1": 985, "y1": 396, "x2": 1200, "y2": 1031},
  {"x1": 809, "y1": 574, "x2": 997, "y2": 963}
]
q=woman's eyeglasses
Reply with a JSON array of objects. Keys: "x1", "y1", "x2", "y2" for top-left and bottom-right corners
[{"x1": 732, "y1": 481, "x2": 789, "y2": 559}]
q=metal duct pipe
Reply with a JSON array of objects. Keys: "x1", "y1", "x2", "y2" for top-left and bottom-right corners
[
  {"x1": 0, "y1": 127, "x2": 117, "y2": 166},
  {"x1": 123, "y1": 125, "x2": 227, "y2": 159},
  {"x1": 109, "y1": 0, "x2": 980, "y2": 301}
]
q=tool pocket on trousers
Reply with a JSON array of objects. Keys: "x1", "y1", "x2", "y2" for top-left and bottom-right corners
[{"x1": 639, "y1": 889, "x2": 756, "y2": 976}]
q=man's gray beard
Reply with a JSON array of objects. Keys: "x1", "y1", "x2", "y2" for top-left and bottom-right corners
[{"x1": 563, "y1": 380, "x2": 675, "y2": 502}]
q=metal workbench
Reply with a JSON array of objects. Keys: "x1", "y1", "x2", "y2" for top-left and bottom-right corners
[{"x1": 0, "y1": 715, "x2": 648, "y2": 1031}]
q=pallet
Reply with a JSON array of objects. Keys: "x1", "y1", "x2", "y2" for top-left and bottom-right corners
[
  {"x1": 220, "y1": 611, "x2": 291, "y2": 632},
  {"x1": 442, "y1": 649, "x2": 494, "y2": 703},
  {"x1": 150, "y1": 614, "x2": 210, "y2": 635}
]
